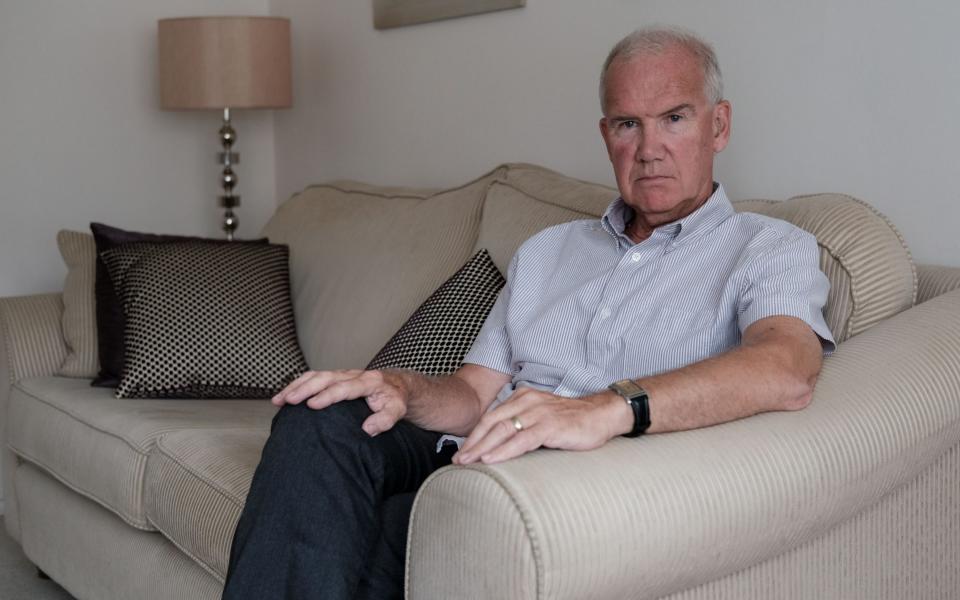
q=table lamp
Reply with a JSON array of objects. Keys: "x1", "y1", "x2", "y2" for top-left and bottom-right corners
[{"x1": 158, "y1": 16, "x2": 292, "y2": 240}]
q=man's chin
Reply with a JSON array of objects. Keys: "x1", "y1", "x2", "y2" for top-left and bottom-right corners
[{"x1": 625, "y1": 186, "x2": 678, "y2": 211}]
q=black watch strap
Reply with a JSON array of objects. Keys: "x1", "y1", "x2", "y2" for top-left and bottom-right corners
[{"x1": 609, "y1": 379, "x2": 651, "y2": 438}]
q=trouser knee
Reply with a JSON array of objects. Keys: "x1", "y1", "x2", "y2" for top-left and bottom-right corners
[{"x1": 270, "y1": 399, "x2": 371, "y2": 443}]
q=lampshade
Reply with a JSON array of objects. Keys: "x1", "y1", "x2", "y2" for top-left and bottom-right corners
[{"x1": 158, "y1": 17, "x2": 292, "y2": 110}]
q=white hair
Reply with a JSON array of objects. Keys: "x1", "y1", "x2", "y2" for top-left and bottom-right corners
[{"x1": 599, "y1": 26, "x2": 724, "y2": 112}]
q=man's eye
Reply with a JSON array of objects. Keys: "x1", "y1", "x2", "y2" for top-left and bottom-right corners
[
  {"x1": 619, "y1": 120, "x2": 638, "y2": 129},
  {"x1": 667, "y1": 114, "x2": 683, "y2": 123}
]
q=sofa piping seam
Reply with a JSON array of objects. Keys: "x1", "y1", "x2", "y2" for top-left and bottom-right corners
[
  {"x1": 7, "y1": 441, "x2": 153, "y2": 531},
  {"x1": 149, "y1": 434, "x2": 256, "y2": 515},
  {"x1": 12, "y1": 382, "x2": 158, "y2": 455},
  {"x1": 503, "y1": 162, "x2": 620, "y2": 193},
  {"x1": 145, "y1": 441, "x2": 260, "y2": 581},
  {"x1": 143, "y1": 495, "x2": 226, "y2": 584},
  {"x1": 490, "y1": 180, "x2": 612, "y2": 217},
  {"x1": 285, "y1": 164, "x2": 506, "y2": 205},
  {"x1": 435, "y1": 466, "x2": 544, "y2": 599}
]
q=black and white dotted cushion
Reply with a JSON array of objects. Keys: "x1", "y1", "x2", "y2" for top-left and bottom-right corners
[
  {"x1": 101, "y1": 241, "x2": 308, "y2": 399},
  {"x1": 366, "y1": 249, "x2": 505, "y2": 376}
]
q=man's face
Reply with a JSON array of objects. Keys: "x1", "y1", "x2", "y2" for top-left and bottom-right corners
[{"x1": 599, "y1": 46, "x2": 731, "y2": 230}]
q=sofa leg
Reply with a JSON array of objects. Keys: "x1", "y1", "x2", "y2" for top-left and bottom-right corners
[{"x1": 37, "y1": 567, "x2": 51, "y2": 580}]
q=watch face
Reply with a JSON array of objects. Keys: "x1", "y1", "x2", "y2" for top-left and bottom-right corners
[{"x1": 613, "y1": 379, "x2": 645, "y2": 398}]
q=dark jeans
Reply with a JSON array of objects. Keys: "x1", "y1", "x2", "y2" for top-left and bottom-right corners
[{"x1": 222, "y1": 399, "x2": 454, "y2": 600}]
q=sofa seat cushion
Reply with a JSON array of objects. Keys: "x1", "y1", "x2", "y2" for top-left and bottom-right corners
[
  {"x1": 145, "y1": 428, "x2": 268, "y2": 580},
  {"x1": 7, "y1": 376, "x2": 277, "y2": 530}
]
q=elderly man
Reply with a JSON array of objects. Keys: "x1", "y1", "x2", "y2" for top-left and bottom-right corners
[{"x1": 222, "y1": 27, "x2": 834, "y2": 600}]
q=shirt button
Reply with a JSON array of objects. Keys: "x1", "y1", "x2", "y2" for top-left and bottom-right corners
[
  {"x1": 631, "y1": 253, "x2": 641, "y2": 262},
  {"x1": 599, "y1": 307, "x2": 612, "y2": 319}
]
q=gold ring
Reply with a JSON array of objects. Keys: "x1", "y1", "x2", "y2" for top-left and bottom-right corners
[{"x1": 512, "y1": 416, "x2": 524, "y2": 432}]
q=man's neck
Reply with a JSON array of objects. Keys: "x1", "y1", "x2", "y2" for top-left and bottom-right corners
[{"x1": 624, "y1": 183, "x2": 718, "y2": 244}]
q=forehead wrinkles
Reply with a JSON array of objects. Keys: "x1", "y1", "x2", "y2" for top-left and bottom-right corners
[{"x1": 605, "y1": 49, "x2": 707, "y2": 115}]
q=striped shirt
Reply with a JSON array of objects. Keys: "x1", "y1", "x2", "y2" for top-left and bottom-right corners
[{"x1": 462, "y1": 183, "x2": 834, "y2": 419}]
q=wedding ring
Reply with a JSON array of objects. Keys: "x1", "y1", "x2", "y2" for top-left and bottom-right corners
[{"x1": 512, "y1": 416, "x2": 524, "y2": 432}]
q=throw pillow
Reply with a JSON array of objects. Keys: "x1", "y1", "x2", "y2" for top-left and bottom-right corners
[
  {"x1": 101, "y1": 240, "x2": 308, "y2": 399},
  {"x1": 90, "y1": 222, "x2": 266, "y2": 387},
  {"x1": 56, "y1": 230, "x2": 99, "y2": 378},
  {"x1": 366, "y1": 249, "x2": 505, "y2": 376}
]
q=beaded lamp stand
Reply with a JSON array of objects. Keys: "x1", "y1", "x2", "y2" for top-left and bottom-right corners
[{"x1": 218, "y1": 108, "x2": 240, "y2": 241}]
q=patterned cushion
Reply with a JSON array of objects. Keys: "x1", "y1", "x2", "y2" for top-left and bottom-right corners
[
  {"x1": 100, "y1": 241, "x2": 308, "y2": 399},
  {"x1": 90, "y1": 222, "x2": 267, "y2": 387},
  {"x1": 367, "y1": 249, "x2": 505, "y2": 375}
]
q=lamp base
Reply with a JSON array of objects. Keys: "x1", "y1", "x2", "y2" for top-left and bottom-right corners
[
  {"x1": 218, "y1": 107, "x2": 240, "y2": 240},
  {"x1": 219, "y1": 195, "x2": 241, "y2": 241}
]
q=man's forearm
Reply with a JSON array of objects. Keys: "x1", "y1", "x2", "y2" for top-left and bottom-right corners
[
  {"x1": 631, "y1": 316, "x2": 823, "y2": 435},
  {"x1": 382, "y1": 368, "x2": 489, "y2": 437}
]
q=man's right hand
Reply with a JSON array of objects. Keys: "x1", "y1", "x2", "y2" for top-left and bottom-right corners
[{"x1": 271, "y1": 369, "x2": 410, "y2": 436}]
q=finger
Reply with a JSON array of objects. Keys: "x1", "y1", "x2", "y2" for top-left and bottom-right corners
[
  {"x1": 458, "y1": 389, "x2": 542, "y2": 455},
  {"x1": 361, "y1": 399, "x2": 405, "y2": 437},
  {"x1": 271, "y1": 370, "x2": 317, "y2": 405},
  {"x1": 481, "y1": 426, "x2": 545, "y2": 464},
  {"x1": 455, "y1": 416, "x2": 526, "y2": 464},
  {"x1": 277, "y1": 371, "x2": 357, "y2": 406},
  {"x1": 301, "y1": 378, "x2": 369, "y2": 410},
  {"x1": 273, "y1": 370, "x2": 362, "y2": 405}
]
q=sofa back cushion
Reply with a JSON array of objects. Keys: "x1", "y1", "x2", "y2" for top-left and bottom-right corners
[
  {"x1": 262, "y1": 167, "x2": 504, "y2": 370},
  {"x1": 473, "y1": 163, "x2": 617, "y2": 272},
  {"x1": 734, "y1": 194, "x2": 916, "y2": 342},
  {"x1": 56, "y1": 230, "x2": 99, "y2": 378}
]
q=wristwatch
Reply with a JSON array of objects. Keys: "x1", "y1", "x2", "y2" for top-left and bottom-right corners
[{"x1": 608, "y1": 379, "x2": 651, "y2": 438}]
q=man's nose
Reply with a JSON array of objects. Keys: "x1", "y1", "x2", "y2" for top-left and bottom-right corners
[{"x1": 634, "y1": 128, "x2": 663, "y2": 163}]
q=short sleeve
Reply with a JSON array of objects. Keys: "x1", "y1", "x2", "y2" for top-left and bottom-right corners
[
  {"x1": 738, "y1": 228, "x2": 836, "y2": 353},
  {"x1": 463, "y1": 254, "x2": 516, "y2": 375}
]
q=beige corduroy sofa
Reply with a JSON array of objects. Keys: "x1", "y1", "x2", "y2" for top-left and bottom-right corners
[{"x1": 2, "y1": 163, "x2": 959, "y2": 600}]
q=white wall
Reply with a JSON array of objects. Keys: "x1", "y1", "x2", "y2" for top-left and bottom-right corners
[
  {"x1": 270, "y1": 0, "x2": 960, "y2": 267},
  {"x1": 0, "y1": 0, "x2": 278, "y2": 299},
  {"x1": 0, "y1": 0, "x2": 276, "y2": 514}
]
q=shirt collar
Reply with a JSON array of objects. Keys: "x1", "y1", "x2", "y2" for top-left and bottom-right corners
[{"x1": 599, "y1": 183, "x2": 734, "y2": 249}]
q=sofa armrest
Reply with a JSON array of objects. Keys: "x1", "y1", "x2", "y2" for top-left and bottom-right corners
[
  {"x1": 917, "y1": 263, "x2": 960, "y2": 304},
  {"x1": 406, "y1": 289, "x2": 960, "y2": 600},
  {"x1": 0, "y1": 293, "x2": 67, "y2": 386},
  {"x1": 1, "y1": 293, "x2": 65, "y2": 537}
]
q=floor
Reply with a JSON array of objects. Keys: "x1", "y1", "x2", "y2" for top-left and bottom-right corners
[{"x1": 0, "y1": 516, "x2": 76, "y2": 600}]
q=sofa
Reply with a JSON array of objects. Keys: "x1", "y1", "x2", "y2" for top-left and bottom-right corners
[{"x1": 2, "y1": 163, "x2": 959, "y2": 600}]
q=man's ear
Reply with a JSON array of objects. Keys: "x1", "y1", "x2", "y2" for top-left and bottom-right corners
[
  {"x1": 599, "y1": 118, "x2": 615, "y2": 161},
  {"x1": 712, "y1": 100, "x2": 732, "y2": 153}
]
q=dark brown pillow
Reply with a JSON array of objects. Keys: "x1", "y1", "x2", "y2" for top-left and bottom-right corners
[
  {"x1": 89, "y1": 222, "x2": 266, "y2": 387},
  {"x1": 101, "y1": 240, "x2": 307, "y2": 398}
]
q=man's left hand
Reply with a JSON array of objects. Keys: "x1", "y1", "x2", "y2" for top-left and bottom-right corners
[{"x1": 452, "y1": 387, "x2": 631, "y2": 465}]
